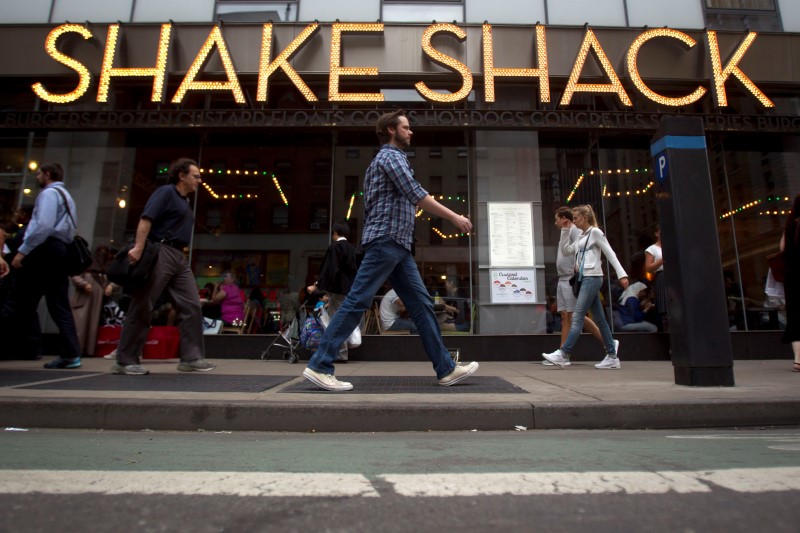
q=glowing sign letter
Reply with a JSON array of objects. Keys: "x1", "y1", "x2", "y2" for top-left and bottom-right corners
[
  {"x1": 98, "y1": 24, "x2": 171, "y2": 103},
  {"x1": 32, "y1": 24, "x2": 93, "y2": 104},
  {"x1": 483, "y1": 24, "x2": 549, "y2": 103},
  {"x1": 415, "y1": 24, "x2": 473, "y2": 103},
  {"x1": 626, "y1": 29, "x2": 706, "y2": 107},
  {"x1": 560, "y1": 28, "x2": 631, "y2": 107},
  {"x1": 172, "y1": 26, "x2": 245, "y2": 104},
  {"x1": 257, "y1": 23, "x2": 319, "y2": 102},
  {"x1": 329, "y1": 23, "x2": 384, "y2": 102},
  {"x1": 706, "y1": 30, "x2": 773, "y2": 108}
]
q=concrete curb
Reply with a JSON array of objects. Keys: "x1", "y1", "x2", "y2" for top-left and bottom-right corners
[{"x1": 1, "y1": 398, "x2": 799, "y2": 432}]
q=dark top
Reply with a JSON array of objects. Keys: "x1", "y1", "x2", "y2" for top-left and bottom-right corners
[
  {"x1": 317, "y1": 238, "x2": 357, "y2": 295},
  {"x1": 618, "y1": 298, "x2": 646, "y2": 325},
  {"x1": 141, "y1": 184, "x2": 195, "y2": 245},
  {"x1": 782, "y1": 217, "x2": 800, "y2": 343}
]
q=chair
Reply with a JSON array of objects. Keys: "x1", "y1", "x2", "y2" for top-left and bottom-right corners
[
  {"x1": 373, "y1": 301, "x2": 410, "y2": 335},
  {"x1": 220, "y1": 301, "x2": 254, "y2": 334},
  {"x1": 363, "y1": 305, "x2": 378, "y2": 335}
]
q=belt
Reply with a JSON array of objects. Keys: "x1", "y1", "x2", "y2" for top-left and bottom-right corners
[{"x1": 150, "y1": 238, "x2": 186, "y2": 251}]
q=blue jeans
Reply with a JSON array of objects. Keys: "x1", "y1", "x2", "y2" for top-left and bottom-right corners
[
  {"x1": 561, "y1": 276, "x2": 616, "y2": 356},
  {"x1": 307, "y1": 236, "x2": 456, "y2": 379}
]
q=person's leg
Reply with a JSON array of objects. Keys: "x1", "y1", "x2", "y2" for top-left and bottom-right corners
[
  {"x1": 42, "y1": 271, "x2": 82, "y2": 359},
  {"x1": 556, "y1": 281, "x2": 572, "y2": 346},
  {"x1": 306, "y1": 237, "x2": 398, "y2": 376},
  {"x1": 0, "y1": 260, "x2": 46, "y2": 359},
  {"x1": 585, "y1": 282, "x2": 615, "y2": 355},
  {"x1": 560, "y1": 312, "x2": 571, "y2": 346},
  {"x1": 116, "y1": 249, "x2": 171, "y2": 366},
  {"x1": 583, "y1": 315, "x2": 603, "y2": 342},
  {"x1": 163, "y1": 249, "x2": 206, "y2": 362},
  {"x1": 389, "y1": 252, "x2": 455, "y2": 380},
  {"x1": 388, "y1": 317, "x2": 418, "y2": 333},
  {"x1": 328, "y1": 292, "x2": 349, "y2": 360},
  {"x1": 560, "y1": 277, "x2": 602, "y2": 355},
  {"x1": 620, "y1": 321, "x2": 658, "y2": 332},
  {"x1": 792, "y1": 341, "x2": 800, "y2": 369}
]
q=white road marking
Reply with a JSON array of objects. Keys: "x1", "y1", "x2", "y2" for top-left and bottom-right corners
[
  {"x1": 0, "y1": 468, "x2": 798, "y2": 497},
  {"x1": 380, "y1": 467, "x2": 800, "y2": 497},
  {"x1": 667, "y1": 433, "x2": 800, "y2": 452},
  {"x1": 0, "y1": 471, "x2": 379, "y2": 497}
]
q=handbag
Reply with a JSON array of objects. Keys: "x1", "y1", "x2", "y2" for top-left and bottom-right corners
[
  {"x1": 767, "y1": 251, "x2": 785, "y2": 283},
  {"x1": 107, "y1": 239, "x2": 160, "y2": 287},
  {"x1": 53, "y1": 188, "x2": 93, "y2": 276},
  {"x1": 569, "y1": 229, "x2": 593, "y2": 297}
]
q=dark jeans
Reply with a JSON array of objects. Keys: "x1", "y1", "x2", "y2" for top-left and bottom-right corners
[
  {"x1": 307, "y1": 236, "x2": 455, "y2": 379},
  {"x1": 0, "y1": 238, "x2": 81, "y2": 359}
]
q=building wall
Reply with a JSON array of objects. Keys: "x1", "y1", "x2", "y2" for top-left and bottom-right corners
[{"x1": 0, "y1": 0, "x2": 793, "y2": 30}]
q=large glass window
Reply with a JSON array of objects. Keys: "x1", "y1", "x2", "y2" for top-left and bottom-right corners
[{"x1": 703, "y1": 0, "x2": 783, "y2": 31}]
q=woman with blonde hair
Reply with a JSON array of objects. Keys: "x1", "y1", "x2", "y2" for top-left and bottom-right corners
[{"x1": 543, "y1": 204, "x2": 629, "y2": 369}]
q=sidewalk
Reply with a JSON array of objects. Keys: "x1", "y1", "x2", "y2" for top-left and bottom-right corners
[{"x1": 1, "y1": 358, "x2": 798, "y2": 432}]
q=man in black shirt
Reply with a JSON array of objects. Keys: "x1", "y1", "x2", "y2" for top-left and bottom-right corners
[
  {"x1": 307, "y1": 221, "x2": 357, "y2": 362},
  {"x1": 112, "y1": 158, "x2": 215, "y2": 375}
]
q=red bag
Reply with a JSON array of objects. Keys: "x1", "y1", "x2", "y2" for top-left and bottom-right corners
[
  {"x1": 94, "y1": 325, "x2": 179, "y2": 359},
  {"x1": 95, "y1": 325, "x2": 122, "y2": 357},
  {"x1": 143, "y1": 326, "x2": 180, "y2": 359}
]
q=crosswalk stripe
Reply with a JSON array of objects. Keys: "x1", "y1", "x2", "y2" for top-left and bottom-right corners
[
  {"x1": 0, "y1": 471, "x2": 380, "y2": 497},
  {"x1": 380, "y1": 467, "x2": 800, "y2": 497},
  {"x1": 1, "y1": 468, "x2": 798, "y2": 497}
]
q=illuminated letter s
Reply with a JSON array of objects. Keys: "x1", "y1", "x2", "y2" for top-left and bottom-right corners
[{"x1": 32, "y1": 24, "x2": 93, "y2": 104}]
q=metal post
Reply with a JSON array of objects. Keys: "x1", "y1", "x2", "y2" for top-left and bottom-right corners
[{"x1": 650, "y1": 116, "x2": 735, "y2": 387}]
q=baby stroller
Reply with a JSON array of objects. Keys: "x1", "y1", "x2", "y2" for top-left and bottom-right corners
[{"x1": 261, "y1": 301, "x2": 323, "y2": 364}]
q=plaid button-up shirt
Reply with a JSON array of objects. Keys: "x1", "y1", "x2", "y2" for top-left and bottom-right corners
[{"x1": 361, "y1": 144, "x2": 428, "y2": 252}]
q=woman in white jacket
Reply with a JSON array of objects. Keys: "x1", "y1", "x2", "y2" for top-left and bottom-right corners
[{"x1": 543, "y1": 204, "x2": 630, "y2": 369}]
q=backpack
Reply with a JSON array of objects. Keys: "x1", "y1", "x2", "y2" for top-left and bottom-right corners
[{"x1": 299, "y1": 315, "x2": 324, "y2": 350}]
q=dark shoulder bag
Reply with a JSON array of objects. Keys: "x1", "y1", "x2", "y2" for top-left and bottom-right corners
[
  {"x1": 53, "y1": 187, "x2": 93, "y2": 276},
  {"x1": 107, "y1": 239, "x2": 160, "y2": 288}
]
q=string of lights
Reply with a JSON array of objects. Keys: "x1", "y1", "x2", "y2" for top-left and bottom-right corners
[
  {"x1": 432, "y1": 227, "x2": 470, "y2": 239},
  {"x1": 272, "y1": 176, "x2": 289, "y2": 206},
  {"x1": 566, "y1": 167, "x2": 651, "y2": 203},
  {"x1": 720, "y1": 195, "x2": 791, "y2": 219}
]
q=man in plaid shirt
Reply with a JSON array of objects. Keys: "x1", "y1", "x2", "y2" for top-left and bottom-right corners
[{"x1": 302, "y1": 110, "x2": 478, "y2": 391}]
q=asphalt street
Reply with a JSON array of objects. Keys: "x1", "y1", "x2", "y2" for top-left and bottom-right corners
[{"x1": 1, "y1": 427, "x2": 798, "y2": 532}]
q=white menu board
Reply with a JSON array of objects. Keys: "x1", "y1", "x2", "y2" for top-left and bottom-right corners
[{"x1": 487, "y1": 202, "x2": 534, "y2": 267}]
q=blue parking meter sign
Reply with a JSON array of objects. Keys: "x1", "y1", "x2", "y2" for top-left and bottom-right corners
[{"x1": 655, "y1": 151, "x2": 669, "y2": 184}]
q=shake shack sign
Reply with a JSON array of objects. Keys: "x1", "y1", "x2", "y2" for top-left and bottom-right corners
[{"x1": 23, "y1": 22, "x2": 781, "y2": 110}]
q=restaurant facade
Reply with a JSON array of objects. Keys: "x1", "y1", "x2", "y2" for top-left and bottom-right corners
[{"x1": 1, "y1": 13, "x2": 798, "y2": 355}]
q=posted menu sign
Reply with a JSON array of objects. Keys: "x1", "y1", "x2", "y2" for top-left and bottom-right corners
[{"x1": 487, "y1": 202, "x2": 534, "y2": 267}]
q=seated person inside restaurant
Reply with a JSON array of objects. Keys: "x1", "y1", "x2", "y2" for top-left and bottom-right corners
[
  {"x1": 436, "y1": 301, "x2": 469, "y2": 332},
  {"x1": 212, "y1": 271, "x2": 245, "y2": 325},
  {"x1": 616, "y1": 282, "x2": 658, "y2": 332},
  {"x1": 379, "y1": 289, "x2": 418, "y2": 333}
]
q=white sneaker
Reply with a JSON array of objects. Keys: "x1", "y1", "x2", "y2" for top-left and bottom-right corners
[
  {"x1": 438, "y1": 361, "x2": 479, "y2": 386},
  {"x1": 613, "y1": 339, "x2": 620, "y2": 356},
  {"x1": 302, "y1": 367, "x2": 353, "y2": 391},
  {"x1": 595, "y1": 355, "x2": 621, "y2": 369},
  {"x1": 542, "y1": 358, "x2": 571, "y2": 367},
  {"x1": 542, "y1": 349, "x2": 568, "y2": 368}
]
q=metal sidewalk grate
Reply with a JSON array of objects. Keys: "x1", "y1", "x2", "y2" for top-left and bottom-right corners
[
  {"x1": 280, "y1": 375, "x2": 527, "y2": 394},
  {"x1": 20, "y1": 374, "x2": 295, "y2": 393}
]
